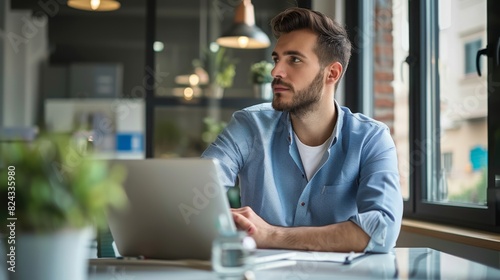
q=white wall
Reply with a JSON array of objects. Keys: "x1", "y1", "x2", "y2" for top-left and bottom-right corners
[{"x1": 1, "y1": 2, "x2": 48, "y2": 127}]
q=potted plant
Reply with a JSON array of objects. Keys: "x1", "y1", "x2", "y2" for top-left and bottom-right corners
[
  {"x1": 0, "y1": 133, "x2": 127, "y2": 280},
  {"x1": 213, "y1": 47, "x2": 237, "y2": 91},
  {"x1": 195, "y1": 46, "x2": 238, "y2": 98},
  {"x1": 250, "y1": 60, "x2": 273, "y2": 100}
]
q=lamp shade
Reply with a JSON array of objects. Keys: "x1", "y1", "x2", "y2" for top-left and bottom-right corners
[
  {"x1": 68, "y1": 0, "x2": 121, "y2": 12},
  {"x1": 216, "y1": 0, "x2": 270, "y2": 49}
]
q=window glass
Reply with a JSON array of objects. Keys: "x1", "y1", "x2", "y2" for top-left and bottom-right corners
[
  {"x1": 435, "y1": 0, "x2": 487, "y2": 205},
  {"x1": 392, "y1": 0, "x2": 410, "y2": 199}
]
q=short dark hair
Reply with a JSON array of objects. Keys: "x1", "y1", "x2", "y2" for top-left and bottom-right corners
[{"x1": 271, "y1": 7, "x2": 351, "y2": 82}]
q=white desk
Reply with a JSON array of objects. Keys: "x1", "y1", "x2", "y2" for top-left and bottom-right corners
[{"x1": 88, "y1": 247, "x2": 500, "y2": 279}]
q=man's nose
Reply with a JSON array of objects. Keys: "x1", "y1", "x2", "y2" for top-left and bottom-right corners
[{"x1": 271, "y1": 62, "x2": 286, "y2": 79}]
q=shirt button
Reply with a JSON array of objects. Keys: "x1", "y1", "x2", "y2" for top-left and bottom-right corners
[
  {"x1": 301, "y1": 202, "x2": 305, "y2": 206},
  {"x1": 287, "y1": 136, "x2": 291, "y2": 142}
]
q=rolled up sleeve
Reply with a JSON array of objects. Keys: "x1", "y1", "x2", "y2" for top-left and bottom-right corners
[{"x1": 350, "y1": 127, "x2": 403, "y2": 253}]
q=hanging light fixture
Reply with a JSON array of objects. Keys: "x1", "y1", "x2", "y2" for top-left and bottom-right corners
[
  {"x1": 67, "y1": 0, "x2": 121, "y2": 12},
  {"x1": 216, "y1": 0, "x2": 270, "y2": 49}
]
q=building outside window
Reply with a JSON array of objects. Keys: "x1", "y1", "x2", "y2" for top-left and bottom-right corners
[{"x1": 464, "y1": 39, "x2": 483, "y2": 75}]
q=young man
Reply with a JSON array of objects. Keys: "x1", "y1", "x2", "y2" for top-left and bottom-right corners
[{"x1": 202, "y1": 7, "x2": 403, "y2": 253}]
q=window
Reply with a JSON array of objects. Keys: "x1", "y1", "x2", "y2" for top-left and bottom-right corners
[
  {"x1": 403, "y1": 0, "x2": 499, "y2": 231},
  {"x1": 365, "y1": 0, "x2": 499, "y2": 231},
  {"x1": 392, "y1": 0, "x2": 410, "y2": 200}
]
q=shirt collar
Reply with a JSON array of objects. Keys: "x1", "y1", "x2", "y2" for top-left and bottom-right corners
[
  {"x1": 280, "y1": 100, "x2": 344, "y2": 146},
  {"x1": 331, "y1": 100, "x2": 343, "y2": 146}
]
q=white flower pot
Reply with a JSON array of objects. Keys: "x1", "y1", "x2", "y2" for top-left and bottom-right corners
[
  {"x1": 8, "y1": 227, "x2": 92, "y2": 280},
  {"x1": 253, "y1": 83, "x2": 273, "y2": 100},
  {"x1": 206, "y1": 84, "x2": 224, "y2": 99}
]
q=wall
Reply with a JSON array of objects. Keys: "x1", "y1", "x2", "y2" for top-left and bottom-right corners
[
  {"x1": 373, "y1": 0, "x2": 395, "y2": 132},
  {"x1": 1, "y1": 3, "x2": 48, "y2": 127}
]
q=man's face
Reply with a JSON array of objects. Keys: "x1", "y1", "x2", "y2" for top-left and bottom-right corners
[{"x1": 271, "y1": 29, "x2": 325, "y2": 115}]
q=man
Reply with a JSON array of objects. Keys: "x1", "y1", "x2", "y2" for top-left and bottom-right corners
[{"x1": 202, "y1": 7, "x2": 403, "y2": 253}]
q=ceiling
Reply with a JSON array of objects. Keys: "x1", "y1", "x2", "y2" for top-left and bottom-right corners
[{"x1": 10, "y1": 0, "x2": 288, "y2": 19}]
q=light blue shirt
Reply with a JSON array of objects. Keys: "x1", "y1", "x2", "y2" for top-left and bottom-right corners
[{"x1": 202, "y1": 102, "x2": 403, "y2": 253}]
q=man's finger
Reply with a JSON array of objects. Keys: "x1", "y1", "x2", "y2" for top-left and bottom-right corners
[
  {"x1": 232, "y1": 212, "x2": 254, "y2": 234},
  {"x1": 231, "y1": 207, "x2": 254, "y2": 219},
  {"x1": 231, "y1": 206, "x2": 250, "y2": 213}
]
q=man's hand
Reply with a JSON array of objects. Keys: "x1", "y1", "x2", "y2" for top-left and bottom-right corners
[
  {"x1": 231, "y1": 206, "x2": 276, "y2": 248},
  {"x1": 231, "y1": 206, "x2": 370, "y2": 252}
]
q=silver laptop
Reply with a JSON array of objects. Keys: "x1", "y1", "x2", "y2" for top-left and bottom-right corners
[{"x1": 106, "y1": 158, "x2": 295, "y2": 262}]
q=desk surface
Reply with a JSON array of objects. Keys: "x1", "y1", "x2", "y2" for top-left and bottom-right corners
[{"x1": 88, "y1": 247, "x2": 500, "y2": 279}]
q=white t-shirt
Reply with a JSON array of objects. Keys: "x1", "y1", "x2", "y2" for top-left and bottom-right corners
[{"x1": 294, "y1": 133, "x2": 332, "y2": 181}]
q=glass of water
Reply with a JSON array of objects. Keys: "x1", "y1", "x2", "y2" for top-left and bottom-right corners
[{"x1": 212, "y1": 231, "x2": 256, "y2": 278}]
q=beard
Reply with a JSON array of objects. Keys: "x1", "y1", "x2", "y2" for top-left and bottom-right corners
[{"x1": 271, "y1": 69, "x2": 324, "y2": 117}]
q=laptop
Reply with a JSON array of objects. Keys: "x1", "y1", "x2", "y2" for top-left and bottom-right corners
[{"x1": 106, "y1": 158, "x2": 295, "y2": 263}]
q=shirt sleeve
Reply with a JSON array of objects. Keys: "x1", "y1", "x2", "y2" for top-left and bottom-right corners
[
  {"x1": 201, "y1": 110, "x2": 254, "y2": 188},
  {"x1": 349, "y1": 126, "x2": 403, "y2": 253}
]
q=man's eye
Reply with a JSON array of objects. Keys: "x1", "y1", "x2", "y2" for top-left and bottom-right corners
[{"x1": 291, "y1": 57, "x2": 301, "y2": 63}]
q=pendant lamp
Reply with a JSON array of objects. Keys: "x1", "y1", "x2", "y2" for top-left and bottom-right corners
[
  {"x1": 216, "y1": 0, "x2": 270, "y2": 49},
  {"x1": 68, "y1": 0, "x2": 121, "y2": 12}
]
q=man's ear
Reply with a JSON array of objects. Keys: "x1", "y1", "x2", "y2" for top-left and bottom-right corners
[{"x1": 325, "y1": 62, "x2": 343, "y2": 85}]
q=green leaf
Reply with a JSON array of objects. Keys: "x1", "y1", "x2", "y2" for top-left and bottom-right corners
[{"x1": 0, "y1": 133, "x2": 128, "y2": 232}]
